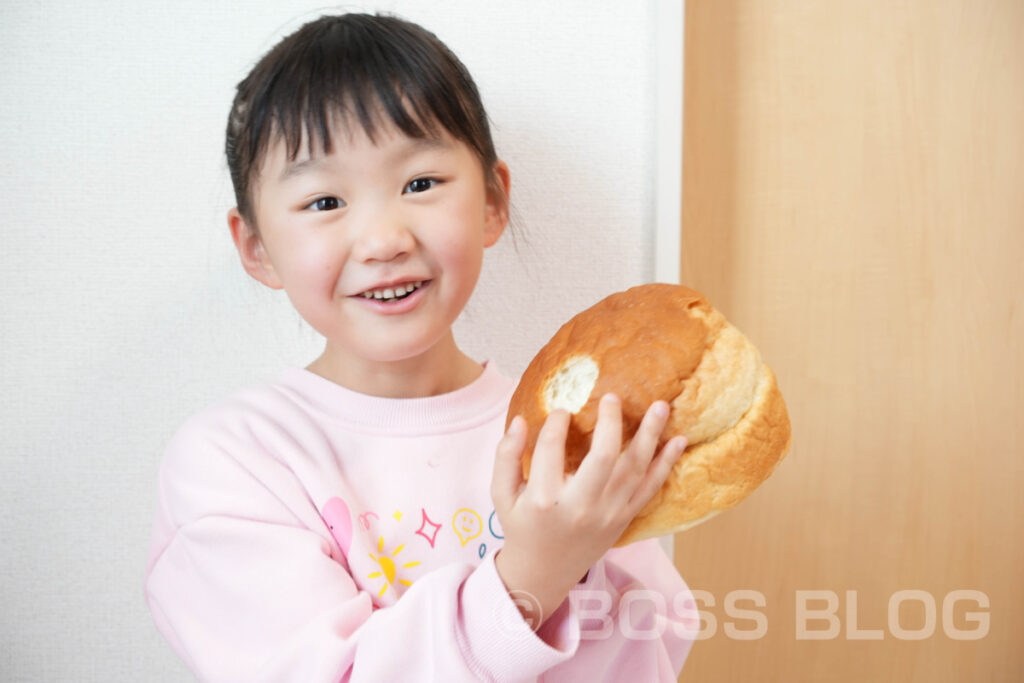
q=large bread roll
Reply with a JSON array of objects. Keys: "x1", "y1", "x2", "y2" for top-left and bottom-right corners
[{"x1": 507, "y1": 283, "x2": 791, "y2": 546}]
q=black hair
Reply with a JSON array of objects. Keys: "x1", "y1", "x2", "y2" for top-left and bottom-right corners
[{"x1": 225, "y1": 13, "x2": 505, "y2": 231}]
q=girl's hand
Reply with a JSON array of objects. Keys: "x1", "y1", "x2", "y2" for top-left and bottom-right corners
[{"x1": 491, "y1": 393, "x2": 688, "y2": 625}]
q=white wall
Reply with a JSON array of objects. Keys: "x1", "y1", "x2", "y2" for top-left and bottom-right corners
[{"x1": 0, "y1": 1, "x2": 677, "y2": 679}]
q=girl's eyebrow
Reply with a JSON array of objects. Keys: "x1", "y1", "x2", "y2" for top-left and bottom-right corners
[
  {"x1": 278, "y1": 136, "x2": 453, "y2": 183},
  {"x1": 279, "y1": 157, "x2": 328, "y2": 182}
]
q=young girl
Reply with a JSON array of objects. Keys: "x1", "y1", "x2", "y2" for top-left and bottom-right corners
[{"x1": 144, "y1": 13, "x2": 697, "y2": 681}]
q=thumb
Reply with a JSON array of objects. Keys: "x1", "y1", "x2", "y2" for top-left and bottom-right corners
[{"x1": 491, "y1": 416, "x2": 526, "y2": 510}]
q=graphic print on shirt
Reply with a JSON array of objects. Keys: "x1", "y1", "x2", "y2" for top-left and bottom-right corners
[
  {"x1": 366, "y1": 535, "x2": 421, "y2": 598},
  {"x1": 453, "y1": 508, "x2": 482, "y2": 546},
  {"x1": 453, "y1": 508, "x2": 488, "y2": 558},
  {"x1": 320, "y1": 498, "x2": 507, "y2": 604},
  {"x1": 322, "y1": 497, "x2": 353, "y2": 556},
  {"x1": 358, "y1": 511, "x2": 379, "y2": 530},
  {"x1": 488, "y1": 509, "x2": 504, "y2": 539},
  {"x1": 415, "y1": 508, "x2": 442, "y2": 548}
]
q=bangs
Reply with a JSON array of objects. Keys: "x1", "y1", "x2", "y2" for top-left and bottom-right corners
[
  {"x1": 226, "y1": 13, "x2": 499, "y2": 223},
  {"x1": 242, "y1": 15, "x2": 481, "y2": 167}
]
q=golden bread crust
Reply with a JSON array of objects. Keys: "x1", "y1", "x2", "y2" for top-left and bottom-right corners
[{"x1": 505, "y1": 283, "x2": 791, "y2": 546}]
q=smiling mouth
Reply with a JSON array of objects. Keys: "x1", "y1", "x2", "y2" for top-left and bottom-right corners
[{"x1": 356, "y1": 280, "x2": 429, "y2": 302}]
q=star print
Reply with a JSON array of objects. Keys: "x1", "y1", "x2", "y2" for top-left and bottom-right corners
[{"x1": 415, "y1": 508, "x2": 442, "y2": 548}]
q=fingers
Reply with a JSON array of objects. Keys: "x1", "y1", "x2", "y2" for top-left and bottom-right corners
[
  {"x1": 591, "y1": 394, "x2": 624, "y2": 461},
  {"x1": 491, "y1": 416, "x2": 526, "y2": 510},
  {"x1": 504, "y1": 398, "x2": 684, "y2": 519},
  {"x1": 626, "y1": 435, "x2": 688, "y2": 513},
  {"x1": 604, "y1": 400, "x2": 672, "y2": 502},
  {"x1": 627, "y1": 400, "x2": 671, "y2": 473},
  {"x1": 530, "y1": 408, "x2": 571, "y2": 501},
  {"x1": 573, "y1": 393, "x2": 623, "y2": 498}
]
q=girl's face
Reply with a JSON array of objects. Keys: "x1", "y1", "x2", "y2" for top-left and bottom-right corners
[{"x1": 229, "y1": 116, "x2": 509, "y2": 378}]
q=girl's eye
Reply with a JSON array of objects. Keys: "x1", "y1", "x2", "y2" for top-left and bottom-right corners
[
  {"x1": 307, "y1": 196, "x2": 342, "y2": 211},
  {"x1": 404, "y1": 177, "x2": 440, "y2": 194}
]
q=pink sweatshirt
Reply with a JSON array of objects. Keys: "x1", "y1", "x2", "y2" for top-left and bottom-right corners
[{"x1": 144, "y1": 359, "x2": 697, "y2": 681}]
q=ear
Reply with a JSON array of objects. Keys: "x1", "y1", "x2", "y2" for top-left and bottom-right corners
[
  {"x1": 227, "y1": 207, "x2": 283, "y2": 290},
  {"x1": 483, "y1": 160, "x2": 511, "y2": 248}
]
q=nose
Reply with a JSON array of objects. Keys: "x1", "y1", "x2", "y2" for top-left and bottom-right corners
[{"x1": 349, "y1": 203, "x2": 416, "y2": 263}]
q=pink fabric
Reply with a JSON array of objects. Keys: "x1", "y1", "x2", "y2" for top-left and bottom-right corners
[{"x1": 144, "y1": 360, "x2": 697, "y2": 681}]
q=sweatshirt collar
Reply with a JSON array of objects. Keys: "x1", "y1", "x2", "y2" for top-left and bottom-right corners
[{"x1": 273, "y1": 359, "x2": 515, "y2": 434}]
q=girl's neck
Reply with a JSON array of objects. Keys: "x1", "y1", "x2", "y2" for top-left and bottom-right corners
[{"x1": 304, "y1": 336, "x2": 484, "y2": 399}]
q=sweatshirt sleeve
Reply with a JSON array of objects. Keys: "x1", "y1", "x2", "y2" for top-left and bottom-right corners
[
  {"x1": 143, "y1": 417, "x2": 582, "y2": 683},
  {"x1": 532, "y1": 539, "x2": 700, "y2": 681}
]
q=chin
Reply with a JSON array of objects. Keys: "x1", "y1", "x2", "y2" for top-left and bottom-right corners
[{"x1": 359, "y1": 339, "x2": 445, "y2": 365}]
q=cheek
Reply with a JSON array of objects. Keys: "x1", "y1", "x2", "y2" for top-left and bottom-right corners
[
  {"x1": 283, "y1": 239, "x2": 342, "y2": 288},
  {"x1": 431, "y1": 201, "x2": 489, "y2": 259}
]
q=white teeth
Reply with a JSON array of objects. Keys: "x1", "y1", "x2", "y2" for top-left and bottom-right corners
[{"x1": 362, "y1": 281, "x2": 423, "y2": 300}]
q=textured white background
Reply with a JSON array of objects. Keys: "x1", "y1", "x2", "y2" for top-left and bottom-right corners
[{"x1": 0, "y1": 1, "x2": 670, "y2": 679}]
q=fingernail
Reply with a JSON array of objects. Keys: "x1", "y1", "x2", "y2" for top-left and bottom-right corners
[
  {"x1": 653, "y1": 402, "x2": 669, "y2": 418},
  {"x1": 508, "y1": 416, "x2": 523, "y2": 436}
]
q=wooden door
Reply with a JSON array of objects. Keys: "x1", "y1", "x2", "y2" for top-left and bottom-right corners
[{"x1": 674, "y1": 1, "x2": 1023, "y2": 680}]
